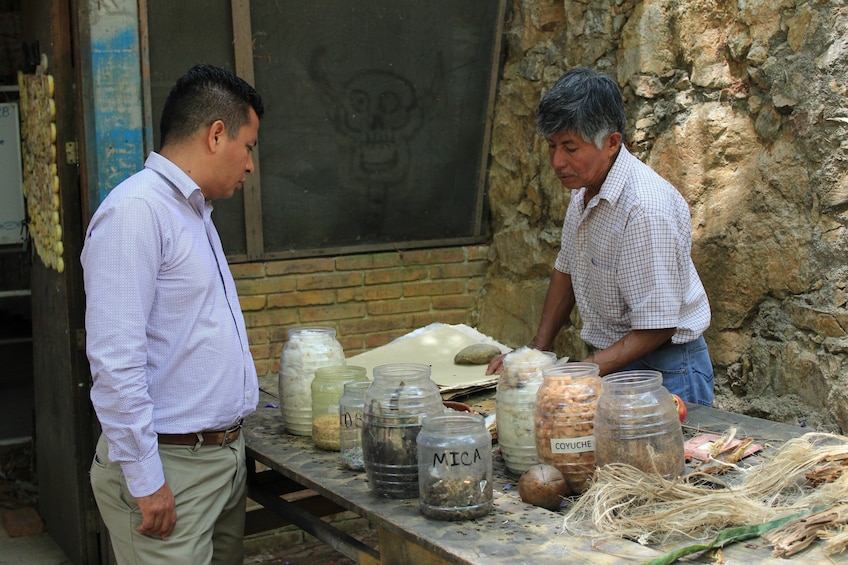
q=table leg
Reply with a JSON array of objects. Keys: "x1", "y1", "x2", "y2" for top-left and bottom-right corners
[
  {"x1": 376, "y1": 525, "x2": 454, "y2": 565},
  {"x1": 246, "y1": 458, "x2": 380, "y2": 564}
]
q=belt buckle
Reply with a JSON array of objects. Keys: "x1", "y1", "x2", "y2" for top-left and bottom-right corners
[{"x1": 221, "y1": 420, "x2": 243, "y2": 447}]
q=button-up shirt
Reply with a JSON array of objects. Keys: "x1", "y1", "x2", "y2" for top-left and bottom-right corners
[
  {"x1": 82, "y1": 152, "x2": 258, "y2": 497},
  {"x1": 554, "y1": 146, "x2": 711, "y2": 349}
]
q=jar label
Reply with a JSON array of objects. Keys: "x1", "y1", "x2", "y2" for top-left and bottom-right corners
[
  {"x1": 550, "y1": 435, "x2": 594, "y2": 454},
  {"x1": 341, "y1": 411, "x2": 363, "y2": 429},
  {"x1": 431, "y1": 449, "x2": 484, "y2": 468}
]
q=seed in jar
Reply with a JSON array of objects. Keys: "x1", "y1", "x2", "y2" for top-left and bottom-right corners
[
  {"x1": 535, "y1": 374, "x2": 600, "y2": 493},
  {"x1": 313, "y1": 414, "x2": 341, "y2": 451}
]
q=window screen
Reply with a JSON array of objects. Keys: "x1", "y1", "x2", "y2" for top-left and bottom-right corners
[
  {"x1": 145, "y1": 0, "x2": 505, "y2": 260},
  {"x1": 146, "y1": 1, "x2": 248, "y2": 255}
]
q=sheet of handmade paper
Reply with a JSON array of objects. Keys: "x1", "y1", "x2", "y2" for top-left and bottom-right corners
[{"x1": 346, "y1": 323, "x2": 509, "y2": 389}]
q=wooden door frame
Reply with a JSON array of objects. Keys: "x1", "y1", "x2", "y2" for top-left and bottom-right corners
[{"x1": 20, "y1": 0, "x2": 102, "y2": 563}]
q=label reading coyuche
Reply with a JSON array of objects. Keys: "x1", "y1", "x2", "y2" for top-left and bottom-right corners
[{"x1": 550, "y1": 435, "x2": 594, "y2": 454}]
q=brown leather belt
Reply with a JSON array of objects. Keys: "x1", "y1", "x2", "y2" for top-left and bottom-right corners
[{"x1": 158, "y1": 421, "x2": 242, "y2": 447}]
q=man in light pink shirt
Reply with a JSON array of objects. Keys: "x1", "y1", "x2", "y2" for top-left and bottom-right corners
[{"x1": 82, "y1": 64, "x2": 263, "y2": 563}]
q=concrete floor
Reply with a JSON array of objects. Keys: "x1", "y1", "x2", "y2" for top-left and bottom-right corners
[
  {"x1": 0, "y1": 523, "x2": 374, "y2": 565},
  {"x1": 245, "y1": 528, "x2": 378, "y2": 565},
  {"x1": 0, "y1": 514, "x2": 374, "y2": 565},
  {"x1": 0, "y1": 527, "x2": 73, "y2": 565}
]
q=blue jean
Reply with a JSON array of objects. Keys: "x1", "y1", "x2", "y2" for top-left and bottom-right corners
[{"x1": 622, "y1": 335, "x2": 714, "y2": 406}]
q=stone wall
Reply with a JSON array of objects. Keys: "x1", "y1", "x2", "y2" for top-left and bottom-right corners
[
  {"x1": 475, "y1": 0, "x2": 848, "y2": 431},
  {"x1": 233, "y1": 246, "x2": 489, "y2": 381}
]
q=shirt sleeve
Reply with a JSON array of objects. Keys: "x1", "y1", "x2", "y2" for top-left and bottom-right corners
[{"x1": 81, "y1": 196, "x2": 167, "y2": 497}]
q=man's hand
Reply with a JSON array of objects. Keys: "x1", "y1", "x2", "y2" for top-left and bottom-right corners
[
  {"x1": 486, "y1": 353, "x2": 507, "y2": 375},
  {"x1": 136, "y1": 482, "x2": 177, "y2": 539}
]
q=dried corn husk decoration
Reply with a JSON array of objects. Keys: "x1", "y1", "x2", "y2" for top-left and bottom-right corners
[{"x1": 18, "y1": 53, "x2": 63, "y2": 273}]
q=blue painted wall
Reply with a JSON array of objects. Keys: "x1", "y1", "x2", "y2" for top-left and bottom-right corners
[{"x1": 82, "y1": 1, "x2": 145, "y2": 207}]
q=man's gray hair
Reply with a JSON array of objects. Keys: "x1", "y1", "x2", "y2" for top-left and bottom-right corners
[{"x1": 536, "y1": 67, "x2": 626, "y2": 149}]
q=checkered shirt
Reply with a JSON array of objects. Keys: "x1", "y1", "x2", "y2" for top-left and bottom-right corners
[{"x1": 554, "y1": 146, "x2": 711, "y2": 349}]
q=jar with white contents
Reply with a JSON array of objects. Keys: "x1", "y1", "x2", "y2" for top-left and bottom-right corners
[
  {"x1": 495, "y1": 348, "x2": 557, "y2": 476},
  {"x1": 339, "y1": 380, "x2": 372, "y2": 471},
  {"x1": 278, "y1": 327, "x2": 345, "y2": 436}
]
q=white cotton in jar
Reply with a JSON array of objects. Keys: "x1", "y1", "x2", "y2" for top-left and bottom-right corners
[
  {"x1": 495, "y1": 348, "x2": 556, "y2": 475},
  {"x1": 278, "y1": 327, "x2": 345, "y2": 436}
]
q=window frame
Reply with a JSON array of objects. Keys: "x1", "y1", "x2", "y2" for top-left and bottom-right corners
[{"x1": 139, "y1": 0, "x2": 507, "y2": 263}]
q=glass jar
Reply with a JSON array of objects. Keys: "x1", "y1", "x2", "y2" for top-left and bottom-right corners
[
  {"x1": 340, "y1": 380, "x2": 372, "y2": 471},
  {"x1": 417, "y1": 413, "x2": 493, "y2": 521},
  {"x1": 594, "y1": 370, "x2": 685, "y2": 479},
  {"x1": 362, "y1": 363, "x2": 444, "y2": 499},
  {"x1": 278, "y1": 326, "x2": 345, "y2": 436},
  {"x1": 311, "y1": 365, "x2": 368, "y2": 451},
  {"x1": 535, "y1": 362, "x2": 601, "y2": 493},
  {"x1": 495, "y1": 348, "x2": 557, "y2": 476}
]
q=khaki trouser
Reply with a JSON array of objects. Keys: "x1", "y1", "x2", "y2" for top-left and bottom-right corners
[{"x1": 90, "y1": 432, "x2": 247, "y2": 565}]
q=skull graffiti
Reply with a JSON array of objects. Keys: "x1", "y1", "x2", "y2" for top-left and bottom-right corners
[{"x1": 334, "y1": 69, "x2": 423, "y2": 184}]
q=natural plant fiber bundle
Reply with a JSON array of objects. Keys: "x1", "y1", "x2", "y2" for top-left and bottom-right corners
[
  {"x1": 819, "y1": 526, "x2": 848, "y2": 557},
  {"x1": 763, "y1": 500, "x2": 848, "y2": 557},
  {"x1": 562, "y1": 432, "x2": 848, "y2": 549}
]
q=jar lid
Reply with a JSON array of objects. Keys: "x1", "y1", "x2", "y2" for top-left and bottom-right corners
[
  {"x1": 315, "y1": 365, "x2": 367, "y2": 381},
  {"x1": 287, "y1": 326, "x2": 337, "y2": 338},
  {"x1": 343, "y1": 380, "x2": 372, "y2": 394},
  {"x1": 601, "y1": 370, "x2": 663, "y2": 393},
  {"x1": 542, "y1": 361, "x2": 599, "y2": 378},
  {"x1": 372, "y1": 363, "x2": 432, "y2": 380},
  {"x1": 421, "y1": 412, "x2": 484, "y2": 432}
]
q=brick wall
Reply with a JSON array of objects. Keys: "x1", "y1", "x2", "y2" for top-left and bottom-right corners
[{"x1": 231, "y1": 245, "x2": 491, "y2": 378}]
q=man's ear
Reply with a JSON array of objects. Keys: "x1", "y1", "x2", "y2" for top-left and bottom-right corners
[
  {"x1": 607, "y1": 131, "x2": 623, "y2": 152},
  {"x1": 206, "y1": 120, "x2": 226, "y2": 151}
]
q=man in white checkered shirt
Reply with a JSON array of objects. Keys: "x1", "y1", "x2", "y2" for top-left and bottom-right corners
[{"x1": 488, "y1": 67, "x2": 714, "y2": 406}]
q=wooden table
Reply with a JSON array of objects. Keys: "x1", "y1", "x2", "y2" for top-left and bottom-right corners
[{"x1": 244, "y1": 391, "x2": 832, "y2": 564}]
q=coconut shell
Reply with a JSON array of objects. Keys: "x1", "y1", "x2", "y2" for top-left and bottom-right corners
[{"x1": 517, "y1": 464, "x2": 569, "y2": 511}]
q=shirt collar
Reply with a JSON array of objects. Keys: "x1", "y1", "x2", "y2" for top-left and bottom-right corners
[
  {"x1": 144, "y1": 151, "x2": 209, "y2": 217},
  {"x1": 593, "y1": 145, "x2": 632, "y2": 207}
]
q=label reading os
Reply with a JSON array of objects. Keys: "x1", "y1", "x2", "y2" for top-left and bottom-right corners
[{"x1": 550, "y1": 435, "x2": 594, "y2": 454}]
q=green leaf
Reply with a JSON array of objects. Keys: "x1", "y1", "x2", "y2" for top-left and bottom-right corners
[{"x1": 643, "y1": 509, "x2": 815, "y2": 565}]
